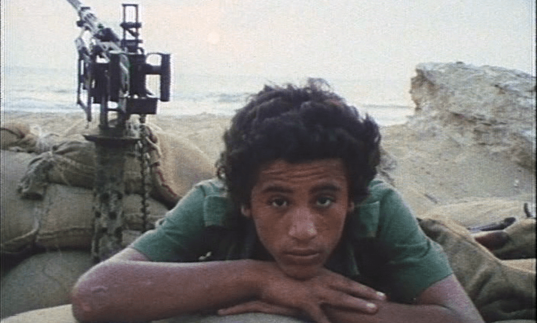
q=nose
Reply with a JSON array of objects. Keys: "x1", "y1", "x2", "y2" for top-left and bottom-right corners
[{"x1": 288, "y1": 207, "x2": 317, "y2": 241}]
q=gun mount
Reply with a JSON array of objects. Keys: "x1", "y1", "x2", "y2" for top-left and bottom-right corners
[{"x1": 67, "y1": 0, "x2": 171, "y2": 261}]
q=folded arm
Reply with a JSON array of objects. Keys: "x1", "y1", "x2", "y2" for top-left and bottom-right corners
[
  {"x1": 71, "y1": 248, "x2": 262, "y2": 322},
  {"x1": 324, "y1": 274, "x2": 484, "y2": 323},
  {"x1": 71, "y1": 247, "x2": 384, "y2": 323},
  {"x1": 220, "y1": 274, "x2": 484, "y2": 323}
]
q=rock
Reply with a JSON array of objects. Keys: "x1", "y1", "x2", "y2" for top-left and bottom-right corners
[{"x1": 408, "y1": 62, "x2": 536, "y2": 171}]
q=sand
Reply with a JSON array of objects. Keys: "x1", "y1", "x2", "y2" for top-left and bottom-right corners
[{"x1": 2, "y1": 110, "x2": 535, "y2": 217}]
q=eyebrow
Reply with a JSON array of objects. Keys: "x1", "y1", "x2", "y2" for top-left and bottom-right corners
[
  {"x1": 260, "y1": 185, "x2": 293, "y2": 194},
  {"x1": 259, "y1": 183, "x2": 343, "y2": 195},
  {"x1": 310, "y1": 183, "x2": 343, "y2": 194}
]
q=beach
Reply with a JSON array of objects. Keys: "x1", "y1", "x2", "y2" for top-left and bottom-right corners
[{"x1": 2, "y1": 109, "x2": 534, "y2": 217}]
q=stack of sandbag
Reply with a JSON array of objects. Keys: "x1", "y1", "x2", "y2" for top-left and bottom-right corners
[
  {"x1": 16, "y1": 126, "x2": 215, "y2": 207},
  {"x1": 419, "y1": 202, "x2": 536, "y2": 322},
  {"x1": 1, "y1": 122, "x2": 216, "y2": 319},
  {"x1": 1, "y1": 150, "x2": 171, "y2": 255},
  {"x1": 0, "y1": 149, "x2": 170, "y2": 318},
  {"x1": 419, "y1": 199, "x2": 530, "y2": 228},
  {"x1": 1, "y1": 150, "x2": 40, "y2": 256},
  {"x1": 1, "y1": 149, "x2": 93, "y2": 319}
]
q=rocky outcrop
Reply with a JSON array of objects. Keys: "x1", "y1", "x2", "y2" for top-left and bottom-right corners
[{"x1": 408, "y1": 62, "x2": 536, "y2": 171}]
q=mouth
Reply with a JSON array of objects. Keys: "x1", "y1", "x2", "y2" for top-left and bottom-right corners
[{"x1": 283, "y1": 250, "x2": 322, "y2": 265}]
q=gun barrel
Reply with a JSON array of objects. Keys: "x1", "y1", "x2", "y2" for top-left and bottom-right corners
[
  {"x1": 66, "y1": 0, "x2": 83, "y2": 10},
  {"x1": 67, "y1": 0, "x2": 120, "y2": 44}
]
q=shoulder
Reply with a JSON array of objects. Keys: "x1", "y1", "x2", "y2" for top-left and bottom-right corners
[
  {"x1": 192, "y1": 178, "x2": 227, "y2": 196},
  {"x1": 349, "y1": 179, "x2": 413, "y2": 239},
  {"x1": 130, "y1": 178, "x2": 236, "y2": 261},
  {"x1": 172, "y1": 178, "x2": 229, "y2": 212},
  {"x1": 362, "y1": 179, "x2": 401, "y2": 205},
  {"x1": 165, "y1": 178, "x2": 238, "y2": 229}
]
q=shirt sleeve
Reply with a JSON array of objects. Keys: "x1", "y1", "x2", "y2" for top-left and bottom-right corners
[
  {"x1": 373, "y1": 182, "x2": 453, "y2": 303},
  {"x1": 130, "y1": 182, "x2": 210, "y2": 262}
]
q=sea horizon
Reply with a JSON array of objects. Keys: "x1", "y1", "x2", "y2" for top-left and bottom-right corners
[{"x1": 2, "y1": 65, "x2": 415, "y2": 126}]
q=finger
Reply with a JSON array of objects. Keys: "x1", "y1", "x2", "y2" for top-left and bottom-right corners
[
  {"x1": 335, "y1": 279, "x2": 386, "y2": 301},
  {"x1": 319, "y1": 269, "x2": 386, "y2": 301},
  {"x1": 326, "y1": 291, "x2": 379, "y2": 314}
]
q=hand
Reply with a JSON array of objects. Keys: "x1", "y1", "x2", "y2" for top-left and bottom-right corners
[{"x1": 254, "y1": 262, "x2": 386, "y2": 323}]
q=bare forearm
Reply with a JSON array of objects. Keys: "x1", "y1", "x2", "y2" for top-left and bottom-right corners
[
  {"x1": 72, "y1": 259, "x2": 262, "y2": 322},
  {"x1": 325, "y1": 300, "x2": 482, "y2": 323}
]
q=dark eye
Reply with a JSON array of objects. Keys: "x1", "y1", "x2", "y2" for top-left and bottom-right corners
[
  {"x1": 270, "y1": 198, "x2": 288, "y2": 208},
  {"x1": 316, "y1": 197, "x2": 334, "y2": 208}
]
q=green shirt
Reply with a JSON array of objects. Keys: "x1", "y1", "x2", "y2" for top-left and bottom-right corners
[{"x1": 132, "y1": 178, "x2": 452, "y2": 303}]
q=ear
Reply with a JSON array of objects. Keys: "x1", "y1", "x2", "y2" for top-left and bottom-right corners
[
  {"x1": 241, "y1": 205, "x2": 252, "y2": 218},
  {"x1": 348, "y1": 202, "x2": 355, "y2": 213}
]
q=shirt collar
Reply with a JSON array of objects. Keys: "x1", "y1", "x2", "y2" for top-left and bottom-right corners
[{"x1": 326, "y1": 200, "x2": 381, "y2": 278}]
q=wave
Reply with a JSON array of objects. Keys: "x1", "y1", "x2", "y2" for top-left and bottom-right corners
[{"x1": 3, "y1": 67, "x2": 414, "y2": 125}]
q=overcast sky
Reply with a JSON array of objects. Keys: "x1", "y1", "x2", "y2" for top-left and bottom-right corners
[{"x1": 2, "y1": 0, "x2": 535, "y2": 81}]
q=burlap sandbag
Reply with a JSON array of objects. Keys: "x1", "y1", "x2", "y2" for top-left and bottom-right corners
[
  {"x1": 420, "y1": 199, "x2": 528, "y2": 229},
  {"x1": 17, "y1": 128, "x2": 215, "y2": 206},
  {"x1": 0, "y1": 305, "x2": 77, "y2": 323},
  {"x1": 1, "y1": 148, "x2": 167, "y2": 251},
  {"x1": 16, "y1": 140, "x2": 141, "y2": 197},
  {"x1": 5, "y1": 308, "x2": 535, "y2": 323},
  {"x1": 149, "y1": 130, "x2": 215, "y2": 206},
  {"x1": 419, "y1": 218, "x2": 536, "y2": 322},
  {"x1": 0, "y1": 251, "x2": 93, "y2": 319},
  {"x1": 35, "y1": 183, "x2": 168, "y2": 250},
  {"x1": 34, "y1": 184, "x2": 94, "y2": 249},
  {"x1": 0, "y1": 123, "x2": 37, "y2": 152},
  {"x1": 154, "y1": 313, "x2": 307, "y2": 323},
  {"x1": 504, "y1": 259, "x2": 537, "y2": 272},
  {"x1": 0, "y1": 151, "x2": 40, "y2": 255},
  {"x1": 492, "y1": 219, "x2": 536, "y2": 260},
  {"x1": 0, "y1": 305, "x2": 308, "y2": 323}
]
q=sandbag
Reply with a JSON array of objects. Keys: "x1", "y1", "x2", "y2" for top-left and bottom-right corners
[
  {"x1": 504, "y1": 259, "x2": 537, "y2": 272},
  {"x1": 0, "y1": 251, "x2": 93, "y2": 319},
  {"x1": 0, "y1": 305, "x2": 306, "y2": 323},
  {"x1": 17, "y1": 127, "x2": 215, "y2": 206},
  {"x1": 492, "y1": 219, "x2": 536, "y2": 260},
  {"x1": 0, "y1": 123, "x2": 37, "y2": 152},
  {"x1": 34, "y1": 184, "x2": 94, "y2": 249},
  {"x1": 154, "y1": 313, "x2": 307, "y2": 323},
  {"x1": 1, "y1": 148, "x2": 166, "y2": 251},
  {"x1": 420, "y1": 218, "x2": 536, "y2": 322},
  {"x1": 150, "y1": 130, "x2": 215, "y2": 206},
  {"x1": 0, "y1": 151, "x2": 40, "y2": 255},
  {"x1": 420, "y1": 199, "x2": 528, "y2": 228},
  {"x1": 35, "y1": 184, "x2": 168, "y2": 250},
  {"x1": 1, "y1": 305, "x2": 77, "y2": 323}
]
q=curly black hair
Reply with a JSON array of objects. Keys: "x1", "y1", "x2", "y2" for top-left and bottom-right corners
[{"x1": 216, "y1": 79, "x2": 381, "y2": 208}]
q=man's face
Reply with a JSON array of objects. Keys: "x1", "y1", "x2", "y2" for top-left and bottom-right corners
[{"x1": 242, "y1": 159, "x2": 353, "y2": 280}]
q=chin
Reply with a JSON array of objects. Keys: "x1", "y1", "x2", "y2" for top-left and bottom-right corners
[{"x1": 280, "y1": 264, "x2": 321, "y2": 281}]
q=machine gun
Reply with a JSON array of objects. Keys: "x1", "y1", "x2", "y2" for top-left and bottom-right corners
[
  {"x1": 67, "y1": 0, "x2": 171, "y2": 261},
  {"x1": 67, "y1": 0, "x2": 170, "y2": 124}
]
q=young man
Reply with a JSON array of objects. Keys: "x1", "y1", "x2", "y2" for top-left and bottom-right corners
[{"x1": 71, "y1": 81, "x2": 484, "y2": 323}]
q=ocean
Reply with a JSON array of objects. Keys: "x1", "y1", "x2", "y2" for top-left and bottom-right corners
[{"x1": 1, "y1": 66, "x2": 415, "y2": 126}]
